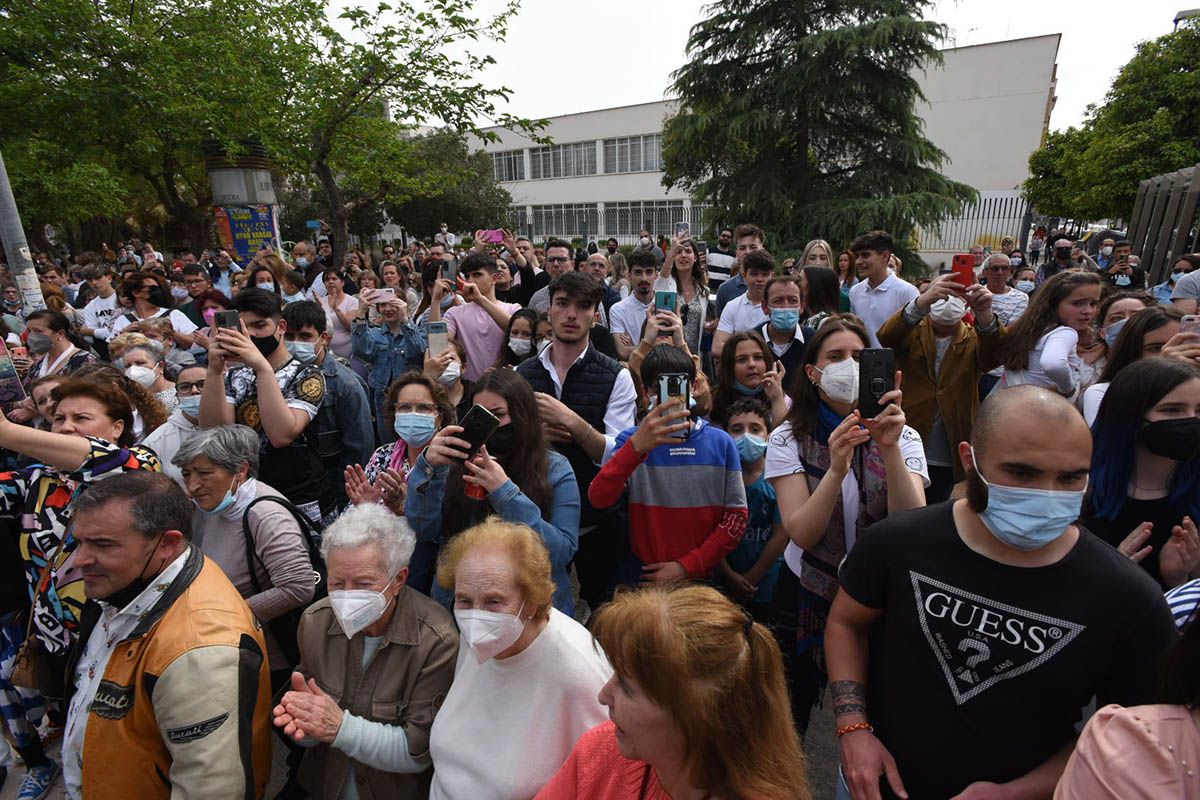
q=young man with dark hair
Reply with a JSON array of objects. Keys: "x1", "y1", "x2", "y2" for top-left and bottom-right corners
[
  {"x1": 198, "y1": 288, "x2": 330, "y2": 522},
  {"x1": 438, "y1": 251, "x2": 519, "y2": 381},
  {"x1": 608, "y1": 249, "x2": 660, "y2": 360},
  {"x1": 177, "y1": 264, "x2": 213, "y2": 327},
  {"x1": 825, "y1": 386, "x2": 1176, "y2": 800},
  {"x1": 713, "y1": 249, "x2": 776, "y2": 359},
  {"x1": 706, "y1": 226, "x2": 738, "y2": 290},
  {"x1": 79, "y1": 263, "x2": 120, "y2": 358},
  {"x1": 758, "y1": 274, "x2": 812, "y2": 383},
  {"x1": 1103, "y1": 239, "x2": 1145, "y2": 289},
  {"x1": 282, "y1": 300, "x2": 373, "y2": 510},
  {"x1": 715, "y1": 222, "x2": 766, "y2": 317},
  {"x1": 589, "y1": 344, "x2": 748, "y2": 588},
  {"x1": 848, "y1": 229, "x2": 919, "y2": 347},
  {"x1": 526, "y1": 239, "x2": 575, "y2": 313},
  {"x1": 518, "y1": 270, "x2": 638, "y2": 604}
]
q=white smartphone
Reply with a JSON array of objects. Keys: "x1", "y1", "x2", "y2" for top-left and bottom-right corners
[{"x1": 428, "y1": 321, "x2": 450, "y2": 357}]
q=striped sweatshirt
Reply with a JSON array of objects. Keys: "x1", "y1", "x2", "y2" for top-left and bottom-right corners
[{"x1": 589, "y1": 419, "x2": 748, "y2": 577}]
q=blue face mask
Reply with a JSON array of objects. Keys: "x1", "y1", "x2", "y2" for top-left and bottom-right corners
[
  {"x1": 177, "y1": 394, "x2": 201, "y2": 417},
  {"x1": 734, "y1": 433, "x2": 768, "y2": 464},
  {"x1": 295, "y1": 257, "x2": 310, "y2": 269},
  {"x1": 972, "y1": 448, "x2": 1086, "y2": 550},
  {"x1": 285, "y1": 340, "x2": 318, "y2": 364},
  {"x1": 1102, "y1": 317, "x2": 1128, "y2": 348},
  {"x1": 283, "y1": 291, "x2": 307, "y2": 304},
  {"x1": 393, "y1": 413, "x2": 437, "y2": 447},
  {"x1": 1171, "y1": 271, "x2": 1184, "y2": 284},
  {"x1": 770, "y1": 308, "x2": 800, "y2": 331},
  {"x1": 1016, "y1": 280, "x2": 1035, "y2": 293},
  {"x1": 1115, "y1": 274, "x2": 1132, "y2": 287},
  {"x1": 734, "y1": 380, "x2": 764, "y2": 396},
  {"x1": 196, "y1": 479, "x2": 238, "y2": 516},
  {"x1": 440, "y1": 294, "x2": 454, "y2": 310}
]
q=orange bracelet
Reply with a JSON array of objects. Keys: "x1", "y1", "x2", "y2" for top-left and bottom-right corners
[{"x1": 836, "y1": 722, "x2": 874, "y2": 737}]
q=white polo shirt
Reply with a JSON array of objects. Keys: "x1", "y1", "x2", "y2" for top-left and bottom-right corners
[
  {"x1": 848, "y1": 272, "x2": 919, "y2": 347},
  {"x1": 608, "y1": 293, "x2": 655, "y2": 345},
  {"x1": 717, "y1": 292, "x2": 769, "y2": 335}
]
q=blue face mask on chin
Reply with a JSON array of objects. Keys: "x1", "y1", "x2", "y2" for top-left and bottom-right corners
[
  {"x1": 734, "y1": 380, "x2": 764, "y2": 396},
  {"x1": 971, "y1": 447, "x2": 1086, "y2": 550},
  {"x1": 196, "y1": 478, "x2": 238, "y2": 515}
]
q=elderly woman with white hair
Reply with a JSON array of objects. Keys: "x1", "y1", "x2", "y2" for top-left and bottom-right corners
[
  {"x1": 172, "y1": 424, "x2": 317, "y2": 685},
  {"x1": 273, "y1": 503, "x2": 459, "y2": 800}
]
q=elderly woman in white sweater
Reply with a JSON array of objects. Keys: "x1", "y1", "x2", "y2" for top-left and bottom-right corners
[
  {"x1": 172, "y1": 424, "x2": 316, "y2": 686},
  {"x1": 428, "y1": 518, "x2": 612, "y2": 800}
]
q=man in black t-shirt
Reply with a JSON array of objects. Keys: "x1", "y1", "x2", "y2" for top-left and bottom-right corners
[{"x1": 826, "y1": 386, "x2": 1177, "y2": 800}]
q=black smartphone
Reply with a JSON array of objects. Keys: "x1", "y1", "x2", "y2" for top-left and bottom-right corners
[
  {"x1": 658, "y1": 373, "x2": 691, "y2": 439},
  {"x1": 694, "y1": 240, "x2": 707, "y2": 254},
  {"x1": 457, "y1": 404, "x2": 501, "y2": 460},
  {"x1": 214, "y1": 310, "x2": 241, "y2": 330},
  {"x1": 858, "y1": 348, "x2": 896, "y2": 420}
]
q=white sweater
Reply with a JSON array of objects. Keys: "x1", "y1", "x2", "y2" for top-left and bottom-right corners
[{"x1": 429, "y1": 608, "x2": 612, "y2": 800}]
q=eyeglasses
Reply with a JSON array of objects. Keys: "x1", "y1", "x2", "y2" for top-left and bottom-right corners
[
  {"x1": 394, "y1": 403, "x2": 438, "y2": 415},
  {"x1": 177, "y1": 380, "x2": 206, "y2": 394},
  {"x1": 545, "y1": 256, "x2": 571, "y2": 264}
]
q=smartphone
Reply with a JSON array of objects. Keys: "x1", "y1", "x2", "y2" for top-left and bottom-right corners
[
  {"x1": 9, "y1": 347, "x2": 27, "y2": 359},
  {"x1": 428, "y1": 321, "x2": 450, "y2": 357},
  {"x1": 457, "y1": 404, "x2": 501, "y2": 460},
  {"x1": 214, "y1": 310, "x2": 241, "y2": 330},
  {"x1": 654, "y1": 290, "x2": 678, "y2": 313},
  {"x1": 305, "y1": 220, "x2": 321, "y2": 230},
  {"x1": 1181, "y1": 315, "x2": 1200, "y2": 335},
  {"x1": 951, "y1": 254, "x2": 975, "y2": 288},
  {"x1": 442, "y1": 259, "x2": 457, "y2": 282},
  {"x1": 694, "y1": 240, "x2": 707, "y2": 254},
  {"x1": 674, "y1": 222, "x2": 690, "y2": 239},
  {"x1": 858, "y1": 348, "x2": 896, "y2": 420},
  {"x1": 480, "y1": 229, "x2": 505, "y2": 244},
  {"x1": 0, "y1": 341, "x2": 26, "y2": 404},
  {"x1": 658, "y1": 373, "x2": 691, "y2": 439},
  {"x1": 374, "y1": 287, "x2": 396, "y2": 304}
]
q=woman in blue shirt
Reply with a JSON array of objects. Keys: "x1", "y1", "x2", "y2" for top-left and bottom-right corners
[{"x1": 351, "y1": 290, "x2": 426, "y2": 442}]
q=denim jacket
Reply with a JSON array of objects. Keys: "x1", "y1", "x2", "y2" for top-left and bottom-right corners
[
  {"x1": 351, "y1": 320, "x2": 426, "y2": 392},
  {"x1": 406, "y1": 449, "x2": 580, "y2": 615}
]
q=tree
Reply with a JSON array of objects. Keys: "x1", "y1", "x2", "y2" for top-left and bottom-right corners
[
  {"x1": 1024, "y1": 21, "x2": 1200, "y2": 220},
  {"x1": 662, "y1": 0, "x2": 975, "y2": 266}
]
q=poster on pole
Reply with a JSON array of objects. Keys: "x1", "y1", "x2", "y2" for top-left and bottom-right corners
[{"x1": 214, "y1": 204, "x2": 280, "y2": 266}]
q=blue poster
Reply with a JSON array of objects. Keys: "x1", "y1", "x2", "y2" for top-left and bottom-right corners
[{"x1": 214, "y1": 205, "x2": 280, "y2": 266}]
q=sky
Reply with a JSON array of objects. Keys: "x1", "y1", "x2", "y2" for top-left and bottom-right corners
[{"x1": 470, "y1": 0, "x2": 1192, "y2": 130}]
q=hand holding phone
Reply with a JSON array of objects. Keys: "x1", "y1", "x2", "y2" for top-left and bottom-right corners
[
  {"x1": 1181, "y1": 315, "x2": 1200, "y2": 335},
  {"x1": 857, "y1": 348, "x2": 896, "y2": 420},
  {"x1": 950, "y1": 254, "x2": 975, "y2": 288}
]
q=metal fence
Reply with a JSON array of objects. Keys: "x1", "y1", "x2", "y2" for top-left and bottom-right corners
[
  {"x1": 504, "y1": 203, "x2": 713, "y2": 245},
  {"x1": 1128, "y1": 165, "x2": 1200, "y2": 284},
  {"x1": 915, "y1": 190, "x2": 1032, "y2": 253}
]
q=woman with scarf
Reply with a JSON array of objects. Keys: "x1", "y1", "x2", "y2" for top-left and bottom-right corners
[{"x1": 764, "y1": 318, "x2": 927, "y2": 737}]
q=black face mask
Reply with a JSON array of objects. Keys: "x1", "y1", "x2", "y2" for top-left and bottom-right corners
[
  {"x1": 103, "y1": 529, "x2": 168, "y2": 610},
  {"x1": 607, "y1": 246, "x2": 617, "y2": 254},
  {"x1": 251, "y1": 329, "x2": 281, "y2": 358},
  {"x1": 1055, "y1": 247, "x2": 1072, "y2": 261},
  {"x1": 148, "y1": 287, "x2": 172, "y2": 308},
  {"x1": 1141, "y1": 417, "x2": 1200, "y2": 462},
  {"x1": 487, "y1": 424, "x2": 518, "y2": 459}
]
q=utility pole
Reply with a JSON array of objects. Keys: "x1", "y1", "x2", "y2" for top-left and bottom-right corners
[{"x1": 0, "y1": 150, "x2": 46, "y2": 313}]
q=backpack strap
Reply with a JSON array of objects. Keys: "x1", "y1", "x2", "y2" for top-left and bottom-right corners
[{"x1": 240, "y1": 494, "x2": 325, "y2": 595}]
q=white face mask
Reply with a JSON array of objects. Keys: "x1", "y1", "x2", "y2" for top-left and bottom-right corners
[
  {"x1": 125, "y1": 364, "x2": 158, "y2": 388},
  {"x1": 439, "y1": 360, "x2": 462, "y2": 386},
  {"x1": 329, "y1": 584, "x2": 393, "y2": 638},
  {"x1": 929, "y1": 296, "x2": 966, "y2": 326},
  {"x1": 454, "y1": 601, "x2": 526, "y2": 664},
  {"x1": 814, "y1": 358, "x2": 859, "y2": 404},
  {"x1": 1100, "y1": 246, "x2": 1113, "y2": 257},
  {"x1": 508, "y1": 337, "x2": 532, "y2": 357}
]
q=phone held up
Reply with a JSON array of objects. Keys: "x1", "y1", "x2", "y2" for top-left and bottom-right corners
[
  {"x1": 950, "y1": 254, "x2": 975, "y2": 289},
  {"x1": 1181, "y1": 315, "x2": 1200, "y2": 335},
  {"x1": 858, "y1": 348, "x2": 895, "y2": 420},
  {"x1": 654, "y1": 290, "x2": 678, "y2": 314},
  {"x1": 457, "y1": 404, "x2": 501, "y2": 499},
  {"x1": 428, "y1": 321, "x2": 450, "y2": 358},
  {"x1": 658, "y1": 373, "x2": 691, "y2": 440}
]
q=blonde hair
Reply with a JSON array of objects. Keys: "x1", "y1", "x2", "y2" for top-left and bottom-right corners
[
  {"x1": 801, "y1": 239, "x2": 833, "y2": 267},
  {"x1": 258, "y1": 253, "x2": 291, "y2": 282},
  {"x1": 137, "y1": 316, "x2": 176, "y2": 340},
  {"x1": 592, "y1": 586, "x2": 811, "y2": 800},
  {"x1": 109, "y1": 332, "x2": 151, "y2": 361},
  {"x1": 435, "y1": 517, "x2": 555, "y2": 621}
]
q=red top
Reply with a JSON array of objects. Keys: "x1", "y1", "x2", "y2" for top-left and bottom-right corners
[{"x1": 535, "y1": 722, "x2": 671, "y2": 800}]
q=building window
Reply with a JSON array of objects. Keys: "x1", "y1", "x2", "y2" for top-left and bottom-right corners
[
  {"x1": 602, "y1": 200, "x2": 685, "y2": 236},
  {"x1": 531, "y1": 203, "x2": 599, "y2": 237},
  {"x1": 492, "y1": 150, "x2": 525, "y2": 182},
  {"x1": 603, "y1": 133, "x2": 663, "y2": 174},
  {"x1": 528, "y1": 141, "x2": 597, "y2": 180}
]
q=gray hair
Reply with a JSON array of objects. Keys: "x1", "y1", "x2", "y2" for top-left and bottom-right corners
[
  {"x1": 321, "y1": 503, "x2": 416, "y2": 576},
  {"x1": 171, "y1": 424, "x2": 261, "y2": 478},
  {"x1": 124, "y1": 343, "x2": 164, "y2": 364},
  {"x1": 981, "y1": 253, "x2": 1011, "y2": 271}
]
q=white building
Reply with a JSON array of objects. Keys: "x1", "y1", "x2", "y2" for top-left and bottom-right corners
[{"x1": 475, "y1": 34, "x2": 1060, "y2": 248}]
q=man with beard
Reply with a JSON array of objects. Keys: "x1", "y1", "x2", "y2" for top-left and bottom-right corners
[{"x1": 607, "y1": 250, "x2": 659, "y2": 361}]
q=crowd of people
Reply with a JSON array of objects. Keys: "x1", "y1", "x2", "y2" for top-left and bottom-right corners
[{"x1": 0, "y1": 220, "x2": 1195, "y2": 800}]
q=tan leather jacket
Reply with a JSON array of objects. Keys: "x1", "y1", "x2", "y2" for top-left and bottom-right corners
[{"x1": 297, "y1": 586, "x2": 459, "y2": 800}]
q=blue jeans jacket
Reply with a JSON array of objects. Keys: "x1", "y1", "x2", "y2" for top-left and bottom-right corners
[
  {"x1": 405, "y1": 449, "x2": 581, "y2": 615},
  {"x1": 351, "y1": 320, "x2": 426, "y2": 392}
]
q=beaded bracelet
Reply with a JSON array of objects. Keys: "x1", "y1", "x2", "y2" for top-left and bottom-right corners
[{"x1": 836, "y1": 722, "x2": 874, "y2": 737}]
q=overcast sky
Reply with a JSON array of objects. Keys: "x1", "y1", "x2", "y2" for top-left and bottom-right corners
[{"x1": 472, "y1": 0, "x2": 1190, "y2": 130}]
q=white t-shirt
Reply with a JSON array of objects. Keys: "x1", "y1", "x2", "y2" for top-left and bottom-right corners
[
  {"x1": 848, "y1": 273, "x2": 920, "y2": 347},
  {"x1": 717, "y1": 292, "x2": 769, "y2": 335},
  {"x1": 109, "y1": 307, "x2": 198, "y2": 339},
  {"x1": 81, "y1": 293, "x2": 120, "y2": 342},
  {"x1": 765, "y1": 420, "x2": 930, "y2": 577}
]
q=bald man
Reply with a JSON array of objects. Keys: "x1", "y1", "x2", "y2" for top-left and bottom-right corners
[{"x1": 825, "y1": 386, "x2": 1176, "y2": 800}]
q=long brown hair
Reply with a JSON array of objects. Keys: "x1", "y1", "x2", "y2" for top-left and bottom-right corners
[
  {"x1": 999, "y1": 270, "x2": 1101, "y2": 372},
  {"x1": 782, "y1": 317, "x2": 869, "y2": 437},
  {"x1": 710, "y1": 330, "x2": 774, "y2": 427},
  {"x1": 443, "y1": 369, "x2": 551, "y2": 536},
  {"x1": 593, "y1": 585, "x2": 811, "y2": 800}
]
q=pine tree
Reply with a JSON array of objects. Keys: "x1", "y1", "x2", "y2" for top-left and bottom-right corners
[{"x1": 663, "y1": 0, "x2": 976, "y2": 264}]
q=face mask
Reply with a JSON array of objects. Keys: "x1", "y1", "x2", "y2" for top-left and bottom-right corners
[
  {"x1": 814, "y1": 358, "x2": 859, "y2": 405},
  {"x1": 148, "y1": 287, "x2": 172, "y2": 308},
  {"x1": 1100, "y1": 246, "x2": 1113, "y2": 257},
  {"x1": 1055, "y1": 248, "x2": 1072, "y2": 261},
  {"x1": 1115, "y1": 274, "x2": 1131, "y2": 287},
  {"x1": 203, "y1": 308, "x2": 217, "y2": 326},
  {"x1": 27, "y1": 332, "x2": 54, "y2": 355},
  {"x1": 257, "y1": 281, "x2": 277, "y2": 293},
  {"x1": 1016, "y1": 280, "x2": 1036, "y2": 293},
  {"x1": 283, "y1": 290, "x2": 307, "y2": 304},
  {"x1": 770, "y1": 308, "x2": 800, "y2": 331},
  {"x1": 295, "y1": 257, "x2": 310, "y2": 269},
  {"x1": 177, "y1": 394, "x2": 201, "y2": 417},
  {"x1": 1102, "y1": 317, "x2": 1128, "y2": 348},
  {"x1": 194, "y1": 478, "x2": 238, "y2": 516},
  {"x1": 393, "y1": 413, "x2": 437, "y2": 447},
  {"x1": 251, "y1": 331, "x2": 280, "y2": 358},
  {"x1": 972, "y1": 449, "x2": 1085, "y2": 550},
  {"x1": 171, "y1": 286, "x2": 189, "y2": 301},
  {"x1": 929, "y1": 296, "x2": 966, "y2": 326},
  {"x1": 607, "y1": 246, "x2": 617, "y2": 254},
  {"x1": 285, "y1": 340, "x2": 318, "y2": 364},
  {"x1": 734, "y1": 433, "x2": 768, "y2": 464},
  {"x1": 454, "y1": 602, "x2": 526, "y2": 664},
  {"x1": 487, "y1": 424, "x2": 517, "y2": 458},
  {"x1": 439, "y1": 360, "x2": 461, "y2": 386},
  {"x1": 329, "y1": 585, "x2": 393, "y2": 639},
  {"x1": 125, "y1": 364, "x2": 158, "y2": 388},
  {"x1": 640, "y1": 237, "x2": 651, "y2": 247},
  {"x1": 734, "y1": 380, "x2": 764, "y2": 396},
  {"x1": 508, "y1": 337, "x2": 532, "y2": 357},
  {"x1": 1140, "y1": 417, "x2": 1200, "y2": 461},
  {"x1": 1171, "y1": 271, "x2": 1185, "y2": 284},
  {"x1": 1009, "y1": 257, "x2": 1023, "y2": 267}
]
